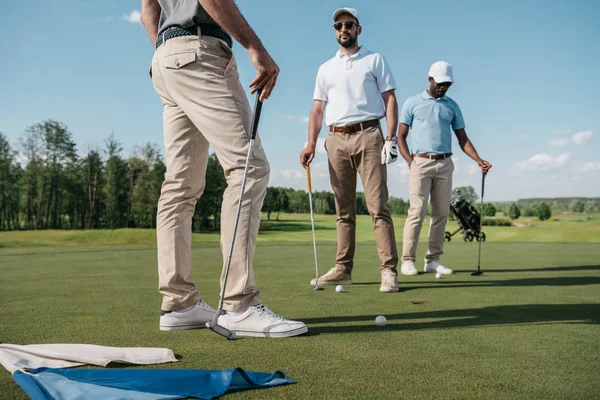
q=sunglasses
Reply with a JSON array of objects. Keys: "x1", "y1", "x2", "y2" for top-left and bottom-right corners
[{"x1": 333, "y1": 21, "x2": 359, "y2": 31}]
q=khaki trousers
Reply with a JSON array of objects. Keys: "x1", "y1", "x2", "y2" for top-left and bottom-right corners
[
  {"x1": 150, "y1": 33, "x2": 269, "y2": 312},
  {"x1": 326, "y1": 125, "x2": 398, "y2": 273},
  {"x1": 402, "y1": 157, "x2": 454, "y2": 264}
]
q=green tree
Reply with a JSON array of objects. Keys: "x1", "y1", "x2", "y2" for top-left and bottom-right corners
[
  {"x1": 569, "y1": 200, "x2": 585, "y2": 213},
  {"x1": 508, "y1": 203, "x2": 521, "y2": 220},
  {"x1": 313, "y1": 191, "x2": 335, "y2": 214},
  {"x1": 103, "y1": 134, "x2": 129, "y2": 228},
  {"x1": 451, "y1": 186, "x2": 478, "y2": 204},
  {"x1": 537, "y1": 202, "x2": 552, "y2": 221},
  {"x1": 482, "y1": 203, "x2": 497, "y2": 217},
  {"x1": 288, "y1": 189, "x2": 309, "y2": 213},
  {"x1": 356, "y1": 192, "x2": 368, "y2": 215},
  {"x1": 262, "y1": 187, "x2": 279, "y2": 220},
  {"x1": 276, "y1": 187, "x2": 289, "y2": 219},
  {"x1": 388, "y1": 196, "x2": 408, "y2": 215},
  {"x1": 195, "y1": 153, "x2": 226, "y2": 231}
]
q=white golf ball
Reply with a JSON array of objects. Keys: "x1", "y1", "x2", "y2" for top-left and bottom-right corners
[
  {"x1": 435, "y1": 272, "x2": 442, "y2": 279},
  {"x1": 335, "y1": 285, "x2": 344, "y2": 293},
  {"x1": 375, "y1": 316, "x2": 387, "y2": 327}
]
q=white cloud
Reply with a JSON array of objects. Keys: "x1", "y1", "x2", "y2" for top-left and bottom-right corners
[
  {"x1": 549, "y1": 138, "x2": 569, "y2": 148},
  {"x1": 303, "y1": 138, "x2": 326, "y2": 154},
  {"x1": 572, "y1": 131, "x2": 593, "y2": 145},
  {"x1": 467, "y1": 164, "x2": 479, "y2": 176},
  {"x1": 516, "y1": 153, "x2": 571, "y2": 171},
  {"x1": 287, "y1": 115, "x2": 310, "y2": 124},
  {"x1": 102, "y1": 16, "x2": 113, "y2": 23},
  {"x1": 122, "y1": 10, "x2": 141, "y2": 23},
  {"x1": 552, "y1": 129, "x2": 573, "y2": 135},
  {"x1": 582, "y1": 162, "x2": 600, "y2": 173}
]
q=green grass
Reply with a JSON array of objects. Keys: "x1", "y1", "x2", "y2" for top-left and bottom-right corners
[{"x1": 1, "y1": 215, "x2": 599, "y2": 399}]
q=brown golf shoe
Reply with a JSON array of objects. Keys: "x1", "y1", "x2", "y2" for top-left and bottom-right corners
[{"x1": 310, "y1": 267, "x2": 352, "y2": 287}]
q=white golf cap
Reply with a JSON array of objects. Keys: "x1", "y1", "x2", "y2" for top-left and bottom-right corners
[
  {"x1": 428, "y1": 61, "x2": 454, "y2": 83},
  {"x1": 332, "y1": 7, "x2": 359, "y2": 22}
]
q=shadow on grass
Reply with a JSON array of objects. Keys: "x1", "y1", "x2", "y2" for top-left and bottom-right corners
[
  {"x1": 305, "y1": 303, "x2": 600, "y2": 334},
  {"x1": 457, "y1": 265, "x2": 600, "y2": 273},
  {"x1": 258, "y1": 221, "x2": 334, "y2": 233},
  {"x1": 402, "y1": 276, "x2": 600, "y2": 291}
]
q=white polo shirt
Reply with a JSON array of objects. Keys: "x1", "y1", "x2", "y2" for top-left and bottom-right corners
[{"x1": 313, "y1": 46, "x2": 396, "y2": 127}]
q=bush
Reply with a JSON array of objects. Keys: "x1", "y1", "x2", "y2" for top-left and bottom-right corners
[
  {"x1": 483, "y1": 203, "x2": 497, "y2": 217},
  {"x1": 537, "y1": 202, "x2": 552, "y2": 221},
  {"x1": 508, "y1": 203, "x2": 521, "y2": 219},
  {"x1": 523, "y1": 207, "x2": 537, "y2": 217},
  {"x1": 482, "y1": 218, "x2": 511, "y2": 226}
]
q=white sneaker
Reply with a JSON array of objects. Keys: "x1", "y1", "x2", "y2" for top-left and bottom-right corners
[
  {"x1": 159, "y1": 300, "x2": 216, "y2": 331},
  {"x1": 217, "y1": 304, "x2": 307, "y2": 338},
  {"x1": 424, "y1": 260, "x2": 454, "y2": 275},
  {"x1": 400, "y1": 261, "x2": 419, "y2": 276}
]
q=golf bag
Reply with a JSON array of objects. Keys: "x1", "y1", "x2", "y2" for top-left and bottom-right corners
[{"x1": 444, "y1": 194, "x2": 486, "y2": 243}]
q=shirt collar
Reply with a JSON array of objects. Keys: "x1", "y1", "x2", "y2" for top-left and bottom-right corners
[
  {"x1": 336, "y1": 46, "x2": 367, "y2": 59},
  {"x1": 421, "y1": 90, "x2": 448, "y2": 101}
]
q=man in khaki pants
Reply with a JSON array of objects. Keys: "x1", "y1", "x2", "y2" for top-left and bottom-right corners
[
  {"x1": 300, "y1": 7, "x2": 400, "y2": 292},
  {"x1": 141, "y1": 0, "x2": 306, "y2": 337},
  {"x1": 397, "y1": 61, "x2": 492, "y2": 276}
]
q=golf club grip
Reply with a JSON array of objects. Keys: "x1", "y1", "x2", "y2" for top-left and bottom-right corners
[
  {"x1": 249, "y1": 89, "x2": 263, "y2": 140},
  {"x1": 481, "y1": 173, "x2": 485, "y2": 199},
  {"x1": 305, "y1": 165, "x2": 312, "y2": 193}
]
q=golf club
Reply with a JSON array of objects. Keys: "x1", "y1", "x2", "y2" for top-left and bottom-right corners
[
  {"x1": 472, "y1": 172, "x2": 486, "y2": 276},
  {"x1": 305, "y1": 164, "x2": 323, "y2": 290},
  {"x1": 206, "y1": 89, "x2": 264, "y2": 339}
]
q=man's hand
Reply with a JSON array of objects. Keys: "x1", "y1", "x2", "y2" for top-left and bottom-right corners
[
  {"x1": 478, "y1": 159, "x2": 492, "y2": 174},
  {"x1": 300, "y1": 145, "x2": 316, "y2": 167},
  {"x1": 381, "y1": 137, "x2": 399, "y2": 165},
  {"x1": 248, "y1": 46, "x2": 279, "y2": 101}
]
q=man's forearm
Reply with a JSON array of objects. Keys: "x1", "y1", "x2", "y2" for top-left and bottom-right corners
[
  {"x1": 199, "y1": 0, "x2": 263, "y2": 50},
  {"x1": 383, "y1": 92, "x2": 398, "y2": 138},
  {"x1": 141, "y1": 0, "x2": 161, "y2": 45},
  {"x1": 397, "y1": 124, "x2": 412, "y2": 164},
  {"x1": 307, "y1": 109, "x2": 324, "y2": 148},
  {"x1": 461, "y1": 139, "x2": 482, "y2": 162}
]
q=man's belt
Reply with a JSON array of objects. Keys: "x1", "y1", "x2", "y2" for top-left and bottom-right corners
[
  {"x1": 156, "y1": 24, "x2": 232, "y2": 49},
  {"x1": 329, "y1": 119, "x2": 380, "y2": 134},
  {"x1": 413, "y1": 153, "x2": 453, "y2": 160}
]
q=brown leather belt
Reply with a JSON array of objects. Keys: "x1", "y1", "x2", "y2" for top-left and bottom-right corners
[
  {"x1": 329, "y1": 119, "x2": 380, "y2": 134},
  {"x1": 413, "y1": 153, "x2": 453, "y2": 160}
]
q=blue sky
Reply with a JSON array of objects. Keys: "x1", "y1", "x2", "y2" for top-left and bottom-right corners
[{"x1": 1, "y1": 0, "x2": 599, "y2": 201}]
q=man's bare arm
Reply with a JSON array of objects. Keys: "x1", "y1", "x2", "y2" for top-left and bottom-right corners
[
  {"x1": 454, "y1": 128, "x2": 492, "y2": 173},
  {"x1": 141, "y1": 0, "x2": 161, "y2": 45},
  {"x1": 397, "y1": 123, "x2": 413, "y2": 166},
  {"x1": 199, "y1": 0, "x2": 278, "y2": 100},
  {"x1": 381, "y1": 90, "x2": 398, "y2": 140},
  {"x1": 300, "y1": 100, "x2": 326, "y2": 166}
]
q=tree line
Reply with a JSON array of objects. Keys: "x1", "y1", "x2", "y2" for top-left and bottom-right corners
[
  {"x1": 0, "y1": 120, "x2": 413, "y2": 232},
  {"x1": 2, "y1": 120, "x2": 596, "y2": 232}
]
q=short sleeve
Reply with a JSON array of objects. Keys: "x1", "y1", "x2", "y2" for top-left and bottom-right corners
[
  {"x1": 313, "y1": 67, "x2": 328, "y2": 101},
  {"x1": 451, "y1": 102, "x2": 465, "y2": 130},
  {"x1": 374, "y1": 54, "x2": 396, "y2": 93},
  {"x1": 399, "y1": 97, "x2": 414, "y2": 126}
]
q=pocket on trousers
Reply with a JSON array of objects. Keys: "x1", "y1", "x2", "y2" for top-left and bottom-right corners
[{"x1": 164, "y1": 52, "x2": 197, "y2": 69}]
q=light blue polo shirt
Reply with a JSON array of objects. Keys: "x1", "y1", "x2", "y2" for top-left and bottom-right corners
[{"x1": 399, "y1": 90, "x2": 465, "y2": 155}]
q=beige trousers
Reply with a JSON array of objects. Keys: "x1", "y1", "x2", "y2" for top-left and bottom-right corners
[
  {"x1": 325, "y1": 125, "x2": 398, "y2": 273},
  {"x1": 402, "y1": 157, "x2": 454, "y2": 264},
  {"x1": 150, "y1": 33, "x2": 269, "y2": 312}
]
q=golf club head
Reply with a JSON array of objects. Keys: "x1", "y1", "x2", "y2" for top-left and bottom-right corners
[
  {"x1": 471, "y1": 270, "x2": 483, "y2": 276},
  {"x1": 205, "y1": 321, "x2": 237, "y2": 340},
  {"x1": 312, "y1": 284, "x2": 324, "y2": 291}
]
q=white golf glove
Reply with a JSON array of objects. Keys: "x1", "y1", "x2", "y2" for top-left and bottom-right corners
[{"x1": 381, "y1": 138, "x2": 399, "y2": 165}]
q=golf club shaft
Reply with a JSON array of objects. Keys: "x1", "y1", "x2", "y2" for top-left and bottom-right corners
[
  {"x1": 306, "y1": 167, "x2": 319, "y2": 283},
  {"x1": 477, "y1": 173, "x2": 485, "y2": 270},
  {"x1": 213, "y1": 90, "x2": 263, "y2": 324}
]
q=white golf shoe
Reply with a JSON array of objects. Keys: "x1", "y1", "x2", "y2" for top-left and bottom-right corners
[
  {"x1": 424, "y1": 260, "x2": 454, "y2": 275},
  {"x1": 400, "y1": 261, "x2": 419, "y2": 276},
  {"x1": 160, "y1": 300, "x2": 216, "y2": 331},
  {"x1": 218, "y1": 304, "x2": 307, "y2": 338}
]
